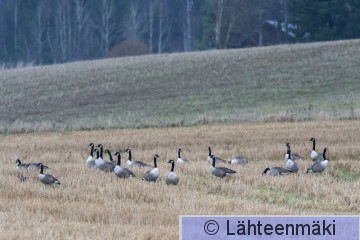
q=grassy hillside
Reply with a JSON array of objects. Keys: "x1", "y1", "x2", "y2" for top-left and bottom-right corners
[
  {"x1": 0, "y1": 121, "x2": 359, "y2": 239},
  {"x1": 1, "y1": 40, "x2": 360, "y2": 133}
]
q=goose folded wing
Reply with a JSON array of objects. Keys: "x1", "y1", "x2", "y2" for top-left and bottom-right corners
[
  {"x1": 134, "y1": 160, "x2": 152, "y2": 167},
  {"x1": 273, "y1": 167, "x2": 293, "y2": 175},
  {"x1": 310, "y1": 162, "x2": 325, "y2": 172},
  {"x1": 104, "y1": 162, "x2": 115, "y2": 170},
  {"x1": 29, "y1": 163, "x2": 49, "y2": 170},
  {"x1": 124, "y1": 168, "x2": 135, "y2": 176},
  {"x1": 143, "y1": 170, "x2": 152, "y2": 181},
  {"x1": 217, "y1": 167, "x2": 236, "y2": 174},
  {"x1": 43, "y1": 174, "x2": 60, "y2": 184}
]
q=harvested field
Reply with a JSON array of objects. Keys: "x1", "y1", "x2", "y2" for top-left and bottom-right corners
[{"x1": 1, "y1": 121, "x2": 359, "y2": 239}]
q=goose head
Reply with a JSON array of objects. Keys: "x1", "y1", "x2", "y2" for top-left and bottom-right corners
[
  {"x1": 167, "y1": 159, "x2": 175, "y2": 172},
  {"x1": 262, "y1": 168, "x2": 270, "y2": 175},
  {"x1": 15, "y1": 159, "x2": 21, "y2": 165},
  {"x1": 114, "y1": 152, "x2": 121, "y2": 165},
  {"x1": 322, "y1": 147, "x2": 328, "y2": 159}
]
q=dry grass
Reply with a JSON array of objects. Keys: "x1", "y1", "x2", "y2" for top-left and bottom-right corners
[{"x1": 0, "y1": 121, "x2": 359, "y2": 239}]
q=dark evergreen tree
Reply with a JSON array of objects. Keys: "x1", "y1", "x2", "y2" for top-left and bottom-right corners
[{"x1": 290, "y1": 0, "x2": 360, "y2": 41}]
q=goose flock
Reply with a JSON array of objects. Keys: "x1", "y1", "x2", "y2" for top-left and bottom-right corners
[
  {"x1": 263, "y1": 138, "x2": 329, "y2": 176},
  {"x1": 15, "y1": 137, "x2": 330, "y2": 186},
  {"x1": 15, "y1": 159, "x2": 59, "y2": 185},
  {"x1": 87, "y1": 144, "x2": 177, "y2": 185}
]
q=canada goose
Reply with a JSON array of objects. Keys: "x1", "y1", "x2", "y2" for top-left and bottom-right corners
[
  {"x1": 284, "y1": 143, "x2": 301, "y2": 161},
  {"x1": 105, "y1": 149, "x2": 116, "y2": 164},
  {"x1": 228, "y1": 155, "x2": 248, "y2": 165},
  {"x1": 15, "y1": 159, "x2": 29, "y2": 171},
  {"x1": 94, "y1": 147, "x2": 115, "y2": 172},
  {"x1": 262, "y1": 167, "x2": 293, "y2": 176},
  {"x1": 113, "y1": 152, "x2": 135, "y2": 178},
  {"x1": 28, "y1": 162, "x2": 49, "y2": 170},
  {"x1": 165, "y1": 160, "x2": 179, "y2": 185},
  {"x1": 177, "y1": 148, "x2": 190, "y2": 164},
  {"x1": 306, "y1": 147, "x2": 329, "y2": 173},
  {"x1": 38, "y1": 163, "x2": 60, "y2": 185},
  {"x1": 86, "y1": 143, "x2": 96, "y2": 169},
  {"x1": 15, "y1": 159, "x2": 49, "y2": 171},
  {"x1": 125, "y1": 148, "x2": 152, "y2": 168},
  {"x1": 285, "y1": 148, "x2": 299, "y2": 173},
  {"x1": 142, "y1": 154, "x2": 160, "y2": 182},
  {"x1": 309, "y1": 138, "x2": 324, "y2": 162},
  {"x1": 95, "y1": 144, "x2": 104, "y2": 168},
  {"x1": 210, "y1": 155, "x2": 236, "y2": 178},
  {"x1": 207, "y1": 147, "x2": 225, "y2": 164}
]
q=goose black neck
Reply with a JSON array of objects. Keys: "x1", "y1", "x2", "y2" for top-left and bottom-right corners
[
  {"x1": 99, "y1": 146, "x2": 103, "y2": 158},
  {"x1": 16, "y1": 160, "x2": 21, "y2": 166},
  {"x1": 40, "y1": 164, "x2": 44, "y2": 174},
  {"x1": 212, "y1": 157, "x2": 216, "y2": 167},
  {"x1": 287, "y1": 144, "x2": 291, "y2": 151},
  {"x1": 287, "y1": 149, "x2": 291, "y2": 160},
  {"x1": 208, "y1": 147, "x2": 211, "y2": 156},
  {"x1": 107, "y1": 150, "x2": 113, "y2": 161},
  {"x1": 312, "y1": 139, "x2": 316, "y2": 150},
  {"x1": 178, "y1": 150, "x2": 181, "y2": 158},
  {"x1": 89, "y1": 145, "x2": 94, "y2": 157},
  {"x1": 323, "y1": 148, "x2": 327, "y2": 160},
  {"x1": 116, "y1": 154, "x2": 121, "y2": 166},
  {"x1": 95, "y1": 150, "x2": 100, "y2": 159},
  {"x1": 128, "y1": 150, "x2": 132, "y2": 161},
  {"x1": 170, "y1": 161, "x2": 175, "y2": 172},
  {"x1": 153, "y1": 156, "x2": 157, "y2": 168}
]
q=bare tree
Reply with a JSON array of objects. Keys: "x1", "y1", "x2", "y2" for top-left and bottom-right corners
[
  {"x1": 157, "y1": 0, "x2": 170, "y2": 53},
  {"x1": 127, "y1": 0, "x2": 146, "y2": 40},
  {"x1": 148, "y1": 0, "x2": 155, "y2": 53},
  {"x1": 258, "y1": 0, "x2": 264, "y2": 46},
  {"x1": 157, "y1": 0, "x2": 163, "y2": 53},
  {"x1": 99, "y1": 0, "x2": 117, "y2": 56},
  {"x1": 45, "y1": 3, "x2": 56, "y2": 64},
  {"x1": 13, "y1": 0, "x2": 19, "y2": 64},
  {"x1": 74, "y1": 0, "x2": 91, "y2": 59},
  {"x1": 53, "y1": 0, "x2": 73, "y2": 62},
  {"x1": 215, "y1": 0, "x2": 224, "y2": 48},
  {"x1": 183, "y1": 0, "x2": 193, "y2": 51},
  {"x1": 224, "y1": 14, "x2": 235, "y2": 48},
  {"x1": 33, "y1": 0, "x2": 45, "y2": 65},
  {"x1": 282, "y1": 0, "x2": 289, "y2": 43}
]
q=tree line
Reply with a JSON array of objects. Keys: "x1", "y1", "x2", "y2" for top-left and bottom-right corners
[{"x1": 0, "y1": 0, "x2": 359, "y2": 68}]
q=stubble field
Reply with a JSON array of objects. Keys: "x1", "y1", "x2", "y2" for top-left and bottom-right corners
[{"x1": 0, "y1": 120, "x2": 359, "y2": 239}]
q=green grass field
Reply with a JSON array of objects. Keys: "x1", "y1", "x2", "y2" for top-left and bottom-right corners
[{"x1": 1, "y1": 40, "x2": 360, "y2": 133}]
